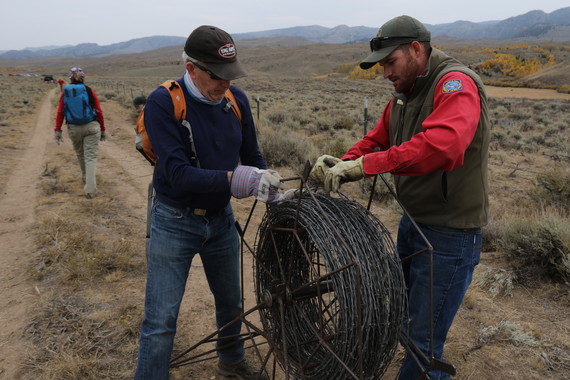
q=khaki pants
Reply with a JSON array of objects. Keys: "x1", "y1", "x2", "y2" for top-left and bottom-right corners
[{"x1": 67, "y1": 121, "x2": 101, "y2": 196}]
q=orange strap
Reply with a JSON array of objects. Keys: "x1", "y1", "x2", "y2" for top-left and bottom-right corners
[
  {"x1": 161, "y1": 80, "x2": 242, "y2": 125},
  {"x1": 160, "y1": 80, "x2": 186, "y2": 120},
  {"x1": 224, "y1": 89, "x2": 242, "y2": 123}
]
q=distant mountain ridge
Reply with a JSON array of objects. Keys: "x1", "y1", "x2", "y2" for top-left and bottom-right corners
[
  {"x1": 233, "y1": 24, "x2": 378, "y2": 44},
  {"x1": 1, "y1": 7, "x2": 568, "y2": 60},
  {"x1": 0, "y1": 36, "x2": 187, "y2": 60},
  {"x1": 428, "y1": 8, "x2": 570, "y2": 40}
]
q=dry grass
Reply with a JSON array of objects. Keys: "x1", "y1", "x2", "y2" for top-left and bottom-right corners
[
  {"x1": 22, "y1": 294, "x2": 140, "y2": 380},
  {"x1": 0, "y1": 77, "x2": 53, "y2": 194}
]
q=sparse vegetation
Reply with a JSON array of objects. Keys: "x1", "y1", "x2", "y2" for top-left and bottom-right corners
[
  {"x1": 499, "y1": 211, "x2": 570, "y2": 284},
  {"x1": 529, "y1": 170, "x2": 570, "y2": 212},
  {"x1": 475, "y1": 265, "x2": 516, "y2": 298},
  {"x1": 478, "y1": 320, "x2": 539, "y2": 348},
  {"x1": 0, "y1": 38, "x2": 569, "y2": 379}
]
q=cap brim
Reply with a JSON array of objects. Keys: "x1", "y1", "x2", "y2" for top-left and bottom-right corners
[
  {"x1": 359, "y1": 45, "x2": 399, "y2": 70},
  {"x1": 207, "y1": 60, "x2": 248, "y2": 80}
]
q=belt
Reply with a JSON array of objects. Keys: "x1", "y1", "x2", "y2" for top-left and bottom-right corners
[
  {"x1": 155, "y1": 194, "x2": 225, "y2": 217},
  {"x1": 191, "y1": 208, "x2": 223, "y2": 217}
]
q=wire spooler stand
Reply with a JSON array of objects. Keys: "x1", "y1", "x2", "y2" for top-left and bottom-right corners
[{"x1": 167, "y1": 161, "x2": 456, "y2": 379}]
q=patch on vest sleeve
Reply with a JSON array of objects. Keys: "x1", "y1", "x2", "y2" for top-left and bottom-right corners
[{"x1": 442, "y1": 79, "x2": 464, "y2": 94}]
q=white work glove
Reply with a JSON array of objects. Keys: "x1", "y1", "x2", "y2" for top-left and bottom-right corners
[
  {"x1": 324, "y1": 156, "x2": 365, "y2": 193},
  {"x1": 308, "y1": 155, "x2": 342, "y2": 185},
  {"x1": 231, "y1": 165, "x2": 284, "y2": 203},
  {"x1": 54, "y1": 130, "x2": 63, "y2": 145}
]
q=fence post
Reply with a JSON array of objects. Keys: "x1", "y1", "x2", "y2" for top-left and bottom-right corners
[
  {"x1": 255, "y1": 96, "x2": 261, "y2": 120},
  {"x1": 363, "y1": 97, "x2": 369, "y2": 136}
]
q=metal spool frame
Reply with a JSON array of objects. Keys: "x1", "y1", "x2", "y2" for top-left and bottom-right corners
[{"x1": 168, "y1": 166, "x2": 457, "y2": 379}]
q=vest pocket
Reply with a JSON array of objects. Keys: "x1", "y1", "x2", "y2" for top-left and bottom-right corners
[{"x1": 441, "y1": 172, "x2": 448, "y2": 201}]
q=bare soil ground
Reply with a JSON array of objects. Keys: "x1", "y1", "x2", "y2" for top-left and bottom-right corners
[{"x1": 0, "y1": 84, "x2": 568, "y2": 380}]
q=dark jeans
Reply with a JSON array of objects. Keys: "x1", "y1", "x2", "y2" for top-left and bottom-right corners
[
  {"x1": 397, "y1": 214, "x2": 482, "y2": 380},
  {"x1": 135, "y1": 201, "x2": 243, "y2": 380}
]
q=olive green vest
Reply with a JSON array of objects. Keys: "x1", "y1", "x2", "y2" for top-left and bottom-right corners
[{"x1": 388, "y1": 48, "x2": 489, "y2": 228}]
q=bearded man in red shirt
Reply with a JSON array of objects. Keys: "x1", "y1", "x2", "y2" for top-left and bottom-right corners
[{"x1": 311, "y1": 15, "x2": 489, "y2": 380}]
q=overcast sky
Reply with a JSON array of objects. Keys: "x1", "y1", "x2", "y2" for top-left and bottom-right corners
[{"x1": 1, "y1": 0, "x2": 568, "y2": 51}]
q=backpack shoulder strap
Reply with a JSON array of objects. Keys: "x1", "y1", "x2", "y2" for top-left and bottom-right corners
[
  {"x1": 85, "y1": 85, "x2": 95, "y2": 107},
  {"x1": 224, "y1": 89, "x2": 242, "y2": 124},
  {"x1": 160, "y1": 80, "x2": 186, "y2": 120},
  {"x1": 159, "y1": 81, "x2": 239, "y2": 125}
]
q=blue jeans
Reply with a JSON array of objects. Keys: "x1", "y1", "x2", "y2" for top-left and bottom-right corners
[
  {"x1": 135, "y1": 201, "x2": 244, "y2": 380},
  {"x1": 396, "y1": 214, "x2": 481, "y2": 380}
]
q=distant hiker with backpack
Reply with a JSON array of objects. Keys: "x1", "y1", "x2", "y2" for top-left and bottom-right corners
[
  {"x1": 134, "y1": 25, "x2": 282, "y2": 380},
  {"x1": 54, "y1": 67, "x2": 106, "y2": 199}
]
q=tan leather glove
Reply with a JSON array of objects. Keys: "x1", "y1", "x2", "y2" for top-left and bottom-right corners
[
  {"x1": 308, "y1": 155, "x2": 342, "y2": 184},
  {"x1": 324, "y1": 156, "x2": 365, "y2": 193}
]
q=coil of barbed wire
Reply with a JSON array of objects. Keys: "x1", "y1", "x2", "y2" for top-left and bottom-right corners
[{"x1": 254, "y1": 191, "x2": 407, "y2": 379}]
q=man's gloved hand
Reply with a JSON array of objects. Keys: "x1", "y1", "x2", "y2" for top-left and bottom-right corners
[
  {"x1": 231, "y1": 165, "x2": 284, "y2": 203},
  {"x1": 324, "y1": 156, "x2": 365, "y2": 193},
  {"x1": 100, "y1": 130, "x2": 106, "y2": 141},
  {"x1": 54, "y1": 130, "x2": 63, "y2": 145},
  {"x1": 308, "y1": 155, "x2": 342, "y2": 184},
  {"x1": 279, "y1": 188, "x2": 300, "y2": 202}
]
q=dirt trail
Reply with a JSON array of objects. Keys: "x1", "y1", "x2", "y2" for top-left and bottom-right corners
[
  {"x1": 0, "y1": 91, "x2": 155, "y2": 379},
  {"x1": 485, "y1": 85, "x2": 570, "y2": 100},
  {"x1": 0, "y1": 89, "x2": 56, "y2": 378},
  {"x1": 98, "y1": 104, "x2": 154, "y2": 213}
]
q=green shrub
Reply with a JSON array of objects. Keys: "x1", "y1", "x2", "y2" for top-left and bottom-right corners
[
  {"x1": 333, "y1": 117, "x2": 356, "y2": 130},
  {"x1": 499, "y1": 213, "x2": 570, "y2": 284},
  {"x1": 558, "y1": 84, "x2": 570, "y2": 94},
  {"x1": 482, "y1": 218, "x2": 502, "y2": 252},
  {"x1": 478, "y1": 321, "x2": 539, "y2": 347},
  {"x1": 321, "y1": 137, "x2": 350, "y2": 158},
  {"x1": 267, "y1": 111, "x2": 287, "y2": 125},
  {"x1": 475, "y1": 265, "x2": 516, "y2": 297},
  {"x1": 258, "y1": 127, "x2": 315, "y2": 170},
  {"x1": 528, "y1": 170, "x2": 570, "y2": 213},
  {"x1": 359, "y1": 174, "x2": 395, "y2": 204}
]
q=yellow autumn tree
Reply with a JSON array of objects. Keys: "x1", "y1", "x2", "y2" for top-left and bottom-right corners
[
  {"x1": 480, "y1": 53, "x2": 544, "y2": 79},
  {"x1": 347, "y1": 64, "x2": 383, "y2": 79}
]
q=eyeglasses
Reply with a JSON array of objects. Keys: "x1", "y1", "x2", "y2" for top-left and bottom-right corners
[
  {"x1": 192, "y1": 61, "x2": 223, "y2": 81},
  {"x1": 369, "y1": 36, "x2": 417, "y2": 52}
]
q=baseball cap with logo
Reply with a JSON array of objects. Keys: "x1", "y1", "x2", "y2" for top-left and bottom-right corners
[
  {"x1": 184, "y1": 25, "x2": 247, "y2": 80},
  {"x1": 360, "y1": 15, "x2": 431, "y2": 69}
]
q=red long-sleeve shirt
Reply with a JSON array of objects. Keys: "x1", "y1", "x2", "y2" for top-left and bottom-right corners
[
  {"x1": 342, "y1": 72, "x2": 480, "y2": 176},
  {"x1": 54, "y1": 85, "x2": 105, "y2": 131}
]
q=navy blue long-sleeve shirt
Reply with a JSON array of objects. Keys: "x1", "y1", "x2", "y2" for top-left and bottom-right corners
[{"x1": 145, "y1": 77, "x2": 266, "y2": 210}]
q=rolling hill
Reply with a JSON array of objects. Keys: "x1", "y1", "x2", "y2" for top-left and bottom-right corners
[{"x1": 0, "y1": 7, "x2": 568, "y2": 60}]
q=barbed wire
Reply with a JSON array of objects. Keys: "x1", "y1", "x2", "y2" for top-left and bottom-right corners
[{"x1": 254, "y1": 192, "x2": 406, "y2": 379}]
